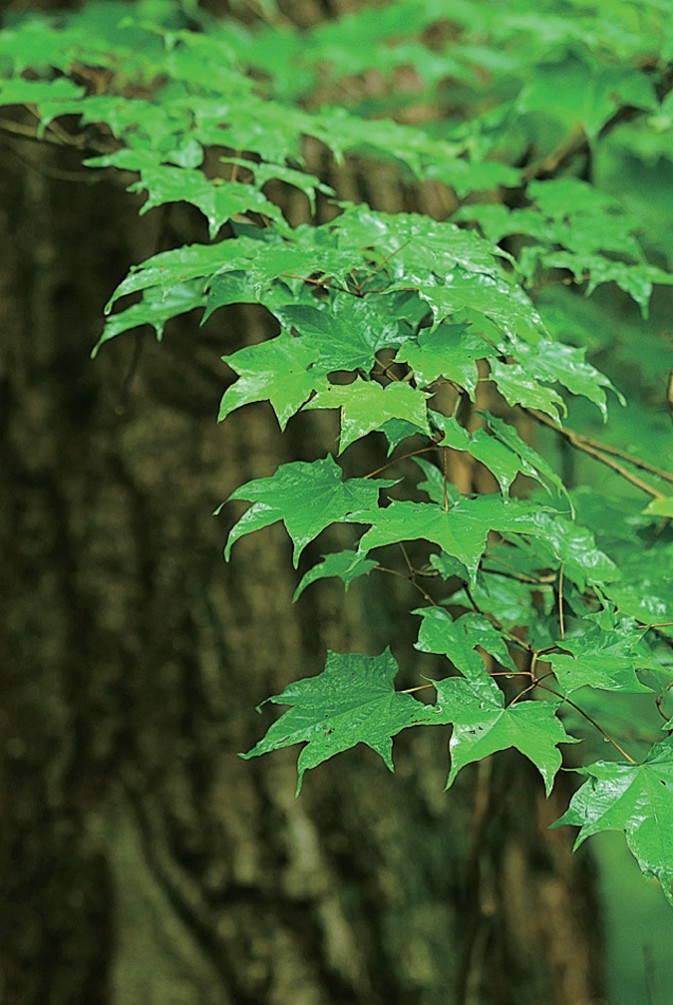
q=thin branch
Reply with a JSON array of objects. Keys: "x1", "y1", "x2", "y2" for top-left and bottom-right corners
[
  {"x1": 2, "y1": 140, "x2": 103, "y2": 183},
  {"x1": 354, "y1": 240, "x2": 411, "y2": 294},
  {"x1": 441, "y1": 448, "x2": 450, "y2": 512},
  {"x1": 579, "y1": 438, "x2": 673, "y2": 485},
  {"x1": 655, "y1": 695, "x2": 670, "y2": 723},
  {"x1": 558, "y1": 564, "x2": 566, "y2": 641},
  {"x1": 539, "y1": 682, "x2": 638, "y2": 763},
  {"x1": 375, "y1": 564, "x2": 438, "y2": 606},
  {"x1": 363, "y1": 444, "x2": 437, "y2": 479},
  {"x1": 507, "y1": 670, "x2": 555, "y2": 705},
  {"x1": 528, "y1": 410, "x2": 666, "y2": 498},
  {"x1": 0, "y1": 118, "x2": 62, "y2": 143},
  {"x1": 481, "y1": 563, "x2": 555, "y2": 585},
  {"x1": 399, "y1": 543, "x2": 414, "y2": 576},
  {"x1": 279, "y1": 272, "x2": 350, "y2": 295}
]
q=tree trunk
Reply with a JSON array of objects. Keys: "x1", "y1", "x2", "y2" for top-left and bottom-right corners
[{"x1": 0, "y1": 7, "x2": 605, "y2": 1005}]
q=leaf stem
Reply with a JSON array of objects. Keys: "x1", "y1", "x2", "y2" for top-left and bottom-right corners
[{"x1": 538, "y1": 682, "x2": 638, "y2": 764}]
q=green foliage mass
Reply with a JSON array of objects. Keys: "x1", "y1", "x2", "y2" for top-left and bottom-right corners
[{"x1": 4, "y1": 0, "x2": 673, "y2": 902}]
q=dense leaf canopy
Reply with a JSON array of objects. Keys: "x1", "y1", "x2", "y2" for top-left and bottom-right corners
[{"x1": 3, "y1": 0, "x2": 672, "y2": 902}]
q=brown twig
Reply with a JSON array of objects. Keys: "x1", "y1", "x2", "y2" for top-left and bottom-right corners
[
  {"x1": 507, "y1": 670, "x2": 555, "y2": 705},
  {"x1": 539, "y1": 681, "x2": 638, "y2": 763},
  {"x1": 375, "y1": 564, "x2": 438, "y2": 606},
  {"x1": 528, "y1": 410, "x2": 666, "y2": 499},
  {"x1": 363, "y1": 444, "x2": 437, "y2": 479},
  {"x1": 558, "y1": 564, "x2": 566, "y2": 641},
  {"x1": 354, "y1": 240, "x2": 411, "y2": 294}
]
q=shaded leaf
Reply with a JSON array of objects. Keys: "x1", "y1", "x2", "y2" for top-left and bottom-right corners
[
  {"x1": 396, "y1": 322, "x2": 492, "y2": 397},
  {"x1": 490, "y1": 360, "x2": 566, "y2": 420},
  {"x1": 129, "y1": 167, "x2": 289, "y2": 238},
  {"x1": 550, "y1": 621, "x2": 654, "y2": 695},
  {"x1": 280, "y1": 295, "x2": 411, "y2": 374}
]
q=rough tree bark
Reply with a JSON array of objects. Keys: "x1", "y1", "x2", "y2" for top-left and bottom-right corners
[{"x1": 1, "y1": 3, "x2": 605, "y2": 1004}]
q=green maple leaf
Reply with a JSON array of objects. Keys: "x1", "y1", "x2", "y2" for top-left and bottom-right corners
[
  {"x1": 241, "y1": 649, "x2": 435, "y2": 794},
  {"x1": 509, "y1": 338, "x2": 621, "y2": 418},
  {"x1": 96, "y1": 280, "x2": 207, "y2": 352},
  {"x1": 356, "y1": 500, "x2": 488, "y2": 580},
  {"x1": 107, "y1": 240, "x2": 256, "y2": 305},
  {"x1": 0, "y1": 77, "x2": 84, "y2": 104},
  {"x1": 219, "y1": 331, "x2": 321, "y2": 430},
  {"x1": 417, "y1": 276, "x2": 545, "y2": 345},
  {"x1": 553, "y1": 737, "x2": 673, "y2": 904},
  {"x1": 550, "y1": 623, "x2": 654, "y2": 695},
  {"x1": 490, "y1": 360, "x2": 566, "y2": 420},
  {"x1": 518, "y1": 52, "x2": 655, "y2": 140},
  {"x1": 280, "y1": 293, "x2": 410, "y2": 373},
  {"x1": 378, "y1": 417, "x2": 429, "y2": 453},
  {"x1": 413, "y1": 608, "x2": 519, "y2": 678},
  {"x1": 355, "y1": 495, "x2": 548, "y2": 581},
  {"x1": 293, "y1": 549, "x2": 378, "y2": 600},
  {"x1": 129, "y1": 167, "x2": 289, "y2": 239},
  {"x1": 480, "y1": 412, "x2": 568, "y2": 499},
  {"x1": 468, "y1": 431, "x2": 530, "y2": 494},
  {"x1": 429, "y1": 675, "x2": 571, "y2": 794},
  {"x1": 221, "y1": 156, "x2": 335, "y2": 214},
  {"x1": 305, "y1": 378, "x2": 430, "y2": 452},
  {"x1": 643, "y1": 496, "x2": 673, "y2": 519},
  {"x1": 430, "y1": 414, "x2": 538, "y2": 495},
  {"x1": 395, "y1": 322, "x2": 492, "y2": 397},
  {"x1": 221, "y1": 455, "x2": 395, "y2": 566},
  {"x1": 330, "y1": 207, "x2": 507, "y2": 284},
  {"x1": 499, "y1": 510, "x2": 618, "y2": 590}
]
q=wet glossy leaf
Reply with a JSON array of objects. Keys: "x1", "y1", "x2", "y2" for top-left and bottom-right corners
[
  {"x1": 355, "y1": 495, "x2": 550, "y2": 582},
  {"x1": 430, "y1": 674, "x2": 571, "y2": 794},
  {"x1": 280, "y1": 296, "x2": 410, "y2": 374},
  {"x1": 413, "y1": 608, "x2": 519, "y2": 678},
  {"x1": 241, "y1": 649, "x2": 435, "y2": 794},
  {"x1": 396, "y1": 323, "x2": 492, "y2": 397},
  {"x1": 550, "y1": 622, "x2": 654, "y2": 695},
  {"x1": 218, "y1": 332, "x2": 320, "y2": 430},
  {"x1": 293, "y1": 550, "x2": 378, "y2": 601},
  {"x1": 490, "y1": 360, "x2": 566, "y2": 420},
  {"x1": 554, "y1": 737, "x2": 673, "y2": 904},
  {"x1": 222, "y1": 455, "x2": 395, "y2": 566},
  {"x1": 305, "y1": 379, "x2": 430, "y2": 452},
  {"x1": 130, "y1": 167, "x2": 289, "y2": 238}
]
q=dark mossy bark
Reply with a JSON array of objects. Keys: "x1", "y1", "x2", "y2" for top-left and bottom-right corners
[{"x1": 1, "y1": 5, "x2": 605, "y2": 1004}]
